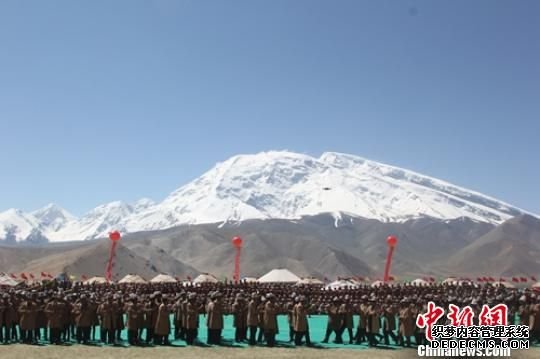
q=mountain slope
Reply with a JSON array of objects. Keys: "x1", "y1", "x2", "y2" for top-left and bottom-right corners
[
  {"x1": 446, "y1": 215, "x2": 540, "y2": 276},
  {"x1": 0, "y1": 240, "x2": 198, "y2": 279},
  {"x1": 0, "y1": 213, "x2": 536, "y2": 278}
]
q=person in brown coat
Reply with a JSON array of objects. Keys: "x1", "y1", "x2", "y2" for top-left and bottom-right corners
[
  {"x1": 366, "y1": 302, "x2": 382, "y2": 347},
  {"x1": 154, "y1": 293, "x2": 171, "y2": 345},
  {"x1": 285, "y1": 296, "x2": 295, "y2": 342},
  {"x1": 0, "y1": 293, "x2": 17, "y2": 344},
  {"x1": 247, "y1": 292, "x2": 259, "y2": 345},
  {"x1": 61, "y1": 296, "x2": 73, "y2": 342},
  {"x1": 263, "y1": 293, "x2": 278, "y2": 347},
  {"x1": 73, "y1": 294, "x2": 94, "y2": 344},
  {"x1": 185, "y1": 293, "x2": 200, "y2": 345},
  {"x1": 293, "y1": 295, "x2": 311, "y2": 346},
  {"x1": 143, "y1": 294, "x2": 158, "y2": 344},
  {"x1": 355, "y1": 298, "x2": 368, "y2": 344},
  {"x1": 35, "y1": 297, "x2": 47, "y2": 342},
  {"x1": 18, "y1": 292, "x2": 38, "y2": 344},
  {"x1": 206, "y1": 291, "x2": 224, "y2": 345},
  {"x1": 529, "y1": 303, "x2": 540, "y2": 344},
  {"x1": 232, "y1": 293, "x2": 248, "y2": 343},
  {"x1": 382, "y1": 303, "x2": 399, "y2": 345},
  {"x1": 398, "y1": 300, "x2": 415, "y2": 347},
  {"x1": 322, "y1": 297, "x2": 343, "y2": 343},
  {"x1": 257, "y1": 297, "x2": 266, "y2": 343},
  {"x1": 113, "y1": 294, "x2": 124, "y2": 342},
  {"x1": 124, "y1": 294, "x2": 142, "y2": 346},
  {"x1": 339, "y1": 296, "x2": 354, "y2": 344},
  {"x1": 0, "y1": 296, "x2": 4, "y2": 343},
  {"x1": 173, "y1": 292, "x2": 186, "y2": 340},
  {"x1": 89, "y1": 294, "x2": 99, "y2": 341},
  {"x1": 45, "y1": 293, "x2": 66, "y2": 345},
  {"x1": 97, "y1": 295, "x2": 116, "y2": 344}
]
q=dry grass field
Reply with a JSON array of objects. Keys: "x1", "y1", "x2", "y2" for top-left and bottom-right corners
[{"x1": 0, "y1": 345, "x2": 538, "y2": 359}]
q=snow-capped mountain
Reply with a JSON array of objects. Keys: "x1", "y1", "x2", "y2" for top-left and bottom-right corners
[
  {"x1": 45, "y1": 201, "x2": 135, "y2": 242},
  {"x1": 0, "y1": 151, "x2": 535, "y2": 243},
  {"x1": 31, "y1": 203, "x2": 76, "y2": 231},
  {"x1": 0, "y1": 209, "x2": 42, "y2": 243}
]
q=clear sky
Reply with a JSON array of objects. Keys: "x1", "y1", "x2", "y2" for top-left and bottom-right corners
[{"x1": 0, "y1": 0, "x2": 538, "y2": 216}]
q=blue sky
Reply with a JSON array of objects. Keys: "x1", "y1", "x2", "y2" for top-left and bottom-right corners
[{"x1": 0, "y1": 0, "x2": 538, "y2": 216}]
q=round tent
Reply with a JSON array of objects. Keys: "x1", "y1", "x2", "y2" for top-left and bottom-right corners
[
  {"x1": 83, "y1": 276, "x2": 108, "y2": 285},
  {"x1": 371, "y1": 280, "x2": 384, "y2": 287},
  {"x1": 150, "y1": 274, "x2": 177, "y2": 284},
  {"x1": 257, "y1": 269, "x2": 301, "y2": 283},
  {"x1": 193, "y1": 273, "x2": 219, "y2": 284},
  {"x1": 324, "y1": 279, "x2": 358, "y2": 290},
  {"x1": 297, "y1": 277, "x2": 324, "y2": 286},
  {"x1": 241, "y1": 277, "x2": 258, "y2": 283},
  {"x1": 532, "y1": 282, "x2": 540, "y2": 292},
  {"x1": 442, "y1": 277, "x2": 471, "y2": 286},
  {"x1": 0, "y1": 274, "x2": 20, "y2": 287},
  {"x1": 411, "y1": 278, "x2": 429, "y2": 286},
  {"x1": 442, "y1": 277, "x2": 458, "y2": 284},
  {"x1": 118, "y1": 274, "x2": 147, "y2": 284}
]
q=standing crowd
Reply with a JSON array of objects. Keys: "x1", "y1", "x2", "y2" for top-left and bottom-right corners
[{"x1": 1, "y1": 280, "x2": 540, "y2": 348}]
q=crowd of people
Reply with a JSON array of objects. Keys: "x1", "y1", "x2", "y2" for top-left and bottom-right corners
[{"x1": 1, "y1": 280, "x2": 540, "y2": 348}]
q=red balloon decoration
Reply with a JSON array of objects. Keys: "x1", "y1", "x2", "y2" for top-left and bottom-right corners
[
  {"x1": 106, "y1": 231, "x2": 121, "y2": 281},
  {"x1": 232, "y1": 236, "x2": 243, "y2": 282},
  {"x1": 109, "y1": 231, "x2": 121, "y2": 242},
  {"x1": 232, "y1": 236, "x2": 243, "y2": 248},
  {"x1": 383, "y1": 235, "x2": 398, "y2": 283},
  {"x1": 387, "y1": 235, "x2": 397, "y2": 247}
]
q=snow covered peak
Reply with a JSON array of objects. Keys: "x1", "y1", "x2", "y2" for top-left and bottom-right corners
[
  {"x1": 0, "y1": 208, "x2": 41, "y2": 243},
  {"x1": 44, "y1": 201, "x2": 134, "y2": 242},
  {"x1": 32, "y1": 203, "x2": 77, "y2": 231}
]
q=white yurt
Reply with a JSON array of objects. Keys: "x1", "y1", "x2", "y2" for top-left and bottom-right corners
[
  {"x1": 442, "y1": 277, "x2": 458, "y2": 284},
  {"x1": 532, "y1": 282, "x2": 540, "y2": 289},
  {"x1": 0, "y1": 274, "x2": 20, "y2": 287},
  {"x1": 442, "y1": 277, "x2": 472, "y2": 286},
  {"x1": 371, "y1": 280, "x2": 384, "y2": 287},
  {"x1": 150, "y1": 274, "x2": 177, "y2": 284},
  {"x1": 83, "y1": 276, "x2": 108, "y2": 285},
  {"x1": 297, "y1": 277, "x2": 324, "y2": 286},
  {"x1": 193, "y1": 273, "x2": 219, "y2": 284},
  {"x1": 411, "y1": 278, "x2": 429, "y2": 286},
  {"x1": 257, "y1": 269, "x2": 301, "y2": 283},
  {"x1": 324, "y1": 279, "x2": 358, "y2": 290},
  {"x1": 118, "y1": 274, "x2": 147, "y2": 284}
]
